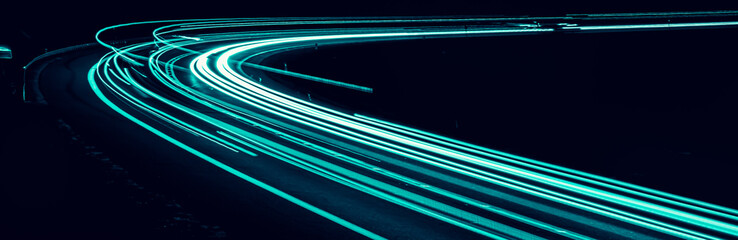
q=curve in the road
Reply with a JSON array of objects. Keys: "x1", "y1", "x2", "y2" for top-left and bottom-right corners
[{"x1": 84, "y1": 17, "x2": 738, "y2": 239}]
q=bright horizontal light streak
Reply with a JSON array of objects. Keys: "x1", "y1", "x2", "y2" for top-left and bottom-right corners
[{"x1": 564, "y1": 21, "x2": 738, "y2": 31}]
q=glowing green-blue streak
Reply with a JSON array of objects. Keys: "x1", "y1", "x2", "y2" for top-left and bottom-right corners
[{"x1": 88, "y1": 63, "x2": 385, "y2": 240}]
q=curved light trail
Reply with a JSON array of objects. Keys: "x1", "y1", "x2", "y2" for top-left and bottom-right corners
[{"x1": 86, "y1": 17, "x2": 738, "y2": 239}]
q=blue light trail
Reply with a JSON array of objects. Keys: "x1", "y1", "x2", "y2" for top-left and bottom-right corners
[{"x1": 87, "y1": 17, "x2": 738, "y2": 239}]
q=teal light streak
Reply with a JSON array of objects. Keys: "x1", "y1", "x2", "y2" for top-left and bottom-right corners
[
  {"x1": 353, "y1": 113, "x2": 738, "y2": 221},
  {"x1": 564, "y1": 21, "x2": 738, "y2": 31},
  {"x1": 216, "y1": 33, "x2": 733, "y2": 234},
  {"x1": 147, "y1": 47, "x2": 540, "y2": 237},
  {"x1": 88, "y1": 17, "x2": 738, "y2": 239},
  {"x1": 240, "y1": 62, "x2": 374, "y2": 93},
  {"x1": 173, "y1": 35, "x2": 202, "y2": 41},
  {"x1": 143, "y1": 36, "x2": 579, "y2": 238},
  {"x1": 195, "y1": 40, "x2": 721, "y2": 239},
  {"x1": 88, "y1": 63, "x2": 384, "y2": 240},
  {"x1": 208, "y1": 27, "x2": 738, "y2": 238},
  {"x1": 200, "y1": 45, "x2": 707, "y2": 238},
  {"x1": 0, "y1": 46, "x2": 11, "y2": 59},
  {"x1": 191, "y1": 55, "x2": 549, "y2": 239},
  {"x1": 105, "y1": 40, "x2": 536, "y2": 239}
]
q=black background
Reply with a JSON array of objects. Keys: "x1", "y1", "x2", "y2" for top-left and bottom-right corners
[
  {"x1": 3, "y1": 1, "x2": 738, "y2": 239},
  {"x1": 4, "y1": 0, "x2": 738, "y2": 61}
]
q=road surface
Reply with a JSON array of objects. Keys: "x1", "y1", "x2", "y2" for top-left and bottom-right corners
[{"x1": 29, "y1": 16, "x2": 738, "y2": 239}]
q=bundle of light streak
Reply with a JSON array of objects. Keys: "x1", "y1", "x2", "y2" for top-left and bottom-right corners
[{"x1": 88, "y1": 17, "x2": 738, "y2": 239}]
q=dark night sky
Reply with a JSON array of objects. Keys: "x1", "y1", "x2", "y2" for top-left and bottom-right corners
[
  {"x1": 4, "y1": 0, "x2": 738, "y2": 55},
  {"x1": 0, "y1": 0, "x2": 734, "y2": 86}
]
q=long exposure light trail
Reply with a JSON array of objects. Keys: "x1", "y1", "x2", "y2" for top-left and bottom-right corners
[{"x1": 86, "y1": 17, "x2": 738, "y2": 239}]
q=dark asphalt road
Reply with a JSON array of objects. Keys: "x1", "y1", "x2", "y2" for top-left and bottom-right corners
[
  {"x1": 9, "y1": 21, "x2": 738, "y2": 238},
  {"x1": 31, "y1": 47, "x2": 373, "y2": 239},
  {"x1": 30, "y1": 43, "x2": 498, "y2": 239}
]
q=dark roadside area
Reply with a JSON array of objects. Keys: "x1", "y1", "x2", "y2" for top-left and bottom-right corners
[
  {"x1": 0, "y1": 43, "x2": 366, "y2": 240},
  {"x1": 0, "y1": 57, "x2": 227, "y2": 239}
]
